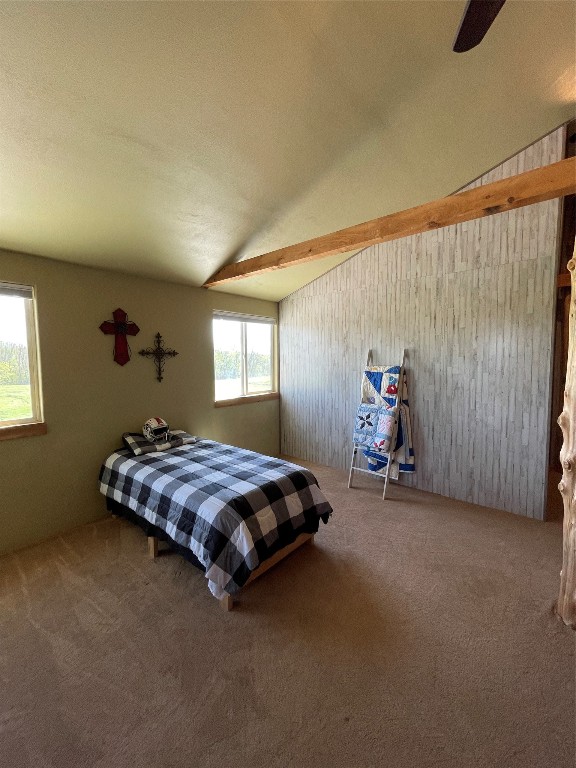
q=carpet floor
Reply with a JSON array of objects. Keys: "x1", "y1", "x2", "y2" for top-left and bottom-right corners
[{"x1": 0, "y1": 462, "x2": 573, "y2": 768}]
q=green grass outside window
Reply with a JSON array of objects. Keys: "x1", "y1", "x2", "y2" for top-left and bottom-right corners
[{"x1": 0, "y1": 384, "x2": 33, "y2": 422}]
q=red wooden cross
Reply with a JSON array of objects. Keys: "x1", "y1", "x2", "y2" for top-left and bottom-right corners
[{"x1": 100, "y1": 308, "x2": 140, "y2": 366}]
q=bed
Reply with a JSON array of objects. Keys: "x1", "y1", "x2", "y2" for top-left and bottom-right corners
[{"x1": 99, "y1": 436, "x2": 332, "y2": 610}]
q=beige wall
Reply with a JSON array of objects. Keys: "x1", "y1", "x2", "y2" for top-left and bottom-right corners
[
  {"x1": 0, "y1": 249, "x2": 279, "y2": 555},
  {"x1": 279, "y1": 128, "x2": 564, "y2": 519}
]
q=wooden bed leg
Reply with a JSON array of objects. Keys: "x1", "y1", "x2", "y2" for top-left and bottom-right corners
[
  {"x1": 147, "y1": 536, "x2": 158, "y2": 559},
  {"x1": 220, "y1": 594, "x2": 233, "y2": 611},
  {"x1": 216, "y1": 533, "x2": 315, "y2": 612}
]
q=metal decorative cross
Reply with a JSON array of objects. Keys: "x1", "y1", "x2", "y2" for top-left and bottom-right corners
[
  {"x1": 100, "y1": 308, "x2": 140, "y2": 366},
  {"x1": 139, "y1": 333, "x2": 179, "y2": 382}
]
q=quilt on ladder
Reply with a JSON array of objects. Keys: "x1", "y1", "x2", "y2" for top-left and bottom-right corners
[{"x1": 358, "y1": 365, "x2": 416, "y2": 477}]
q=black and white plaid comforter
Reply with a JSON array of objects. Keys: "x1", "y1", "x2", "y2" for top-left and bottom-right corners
[{"x1": 99, "y1": 440, "x2": 332, "y2": 598}]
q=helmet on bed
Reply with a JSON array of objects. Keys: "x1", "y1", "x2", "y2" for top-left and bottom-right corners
[{"x1": 143, "y1": 417, "x2": 170, "y2": 443}]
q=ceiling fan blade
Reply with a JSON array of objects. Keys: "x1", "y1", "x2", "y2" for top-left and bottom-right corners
[{"x1": 453, "y1": 0, "x2": 506, "y2": 52}]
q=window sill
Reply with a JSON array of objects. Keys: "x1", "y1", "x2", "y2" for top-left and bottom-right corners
[
  {"x1": 0, "y1": 422, "x2": 48, "y2": 441},
  {"x1": 214, "y1": 392, "x2": 279, "y2": 408}
]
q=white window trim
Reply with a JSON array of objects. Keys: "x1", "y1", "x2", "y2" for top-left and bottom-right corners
[
  {"x1": 213, "y1": 311, "x2": 278, "y2": 404},
  {"x1": 0, "y1": 282, "x2": 45, "y2": 437},
  {"x1": 213, "y1": 310, "x2": 276, "y2": 325}
]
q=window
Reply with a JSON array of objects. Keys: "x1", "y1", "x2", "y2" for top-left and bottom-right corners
[
  {"x1": 213, "y1": 311, "x2": 277, "y2": 403},
  {"x1": 0, "y1": 282, "x2": 44, "y2": 436}
]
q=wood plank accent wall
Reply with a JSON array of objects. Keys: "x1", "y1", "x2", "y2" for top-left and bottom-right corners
[{"x1": 279, "y1": 128, "x2": 564, "y2": 519}]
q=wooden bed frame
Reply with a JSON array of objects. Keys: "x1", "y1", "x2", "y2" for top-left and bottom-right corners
[{"x1": 147, "y1": 531, "x2": 315, "y2": 611}]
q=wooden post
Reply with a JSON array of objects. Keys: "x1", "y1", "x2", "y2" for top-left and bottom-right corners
[{"x1": 556, "y1": 256, "x2": 576, "y2": 628}]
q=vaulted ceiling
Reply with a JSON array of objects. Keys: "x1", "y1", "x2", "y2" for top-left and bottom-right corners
[{"x1": 1, "y1": 2, "x2": 574, "y2": 301}]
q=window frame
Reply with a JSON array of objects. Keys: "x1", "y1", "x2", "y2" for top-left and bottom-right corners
[
  {"x1": 0, "y1": 282, "x2": 45, "y2": 440},
  {"x1": 212, "y1": 310, "x2": 278, "y2": 406}
]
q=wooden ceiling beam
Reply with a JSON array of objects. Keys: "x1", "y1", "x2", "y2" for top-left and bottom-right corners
[{"x1": 203, "y1": 156, "x2": 576, "y2": 287}]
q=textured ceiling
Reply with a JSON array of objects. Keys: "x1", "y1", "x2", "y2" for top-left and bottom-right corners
[{"x1": 0, "y1": 1, "x2": 574, "y2": 302}]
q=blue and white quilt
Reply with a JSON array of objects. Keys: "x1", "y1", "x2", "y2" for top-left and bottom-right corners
[{"x1": 355, "y1": 365, "x2": 415, "y2": 477}]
